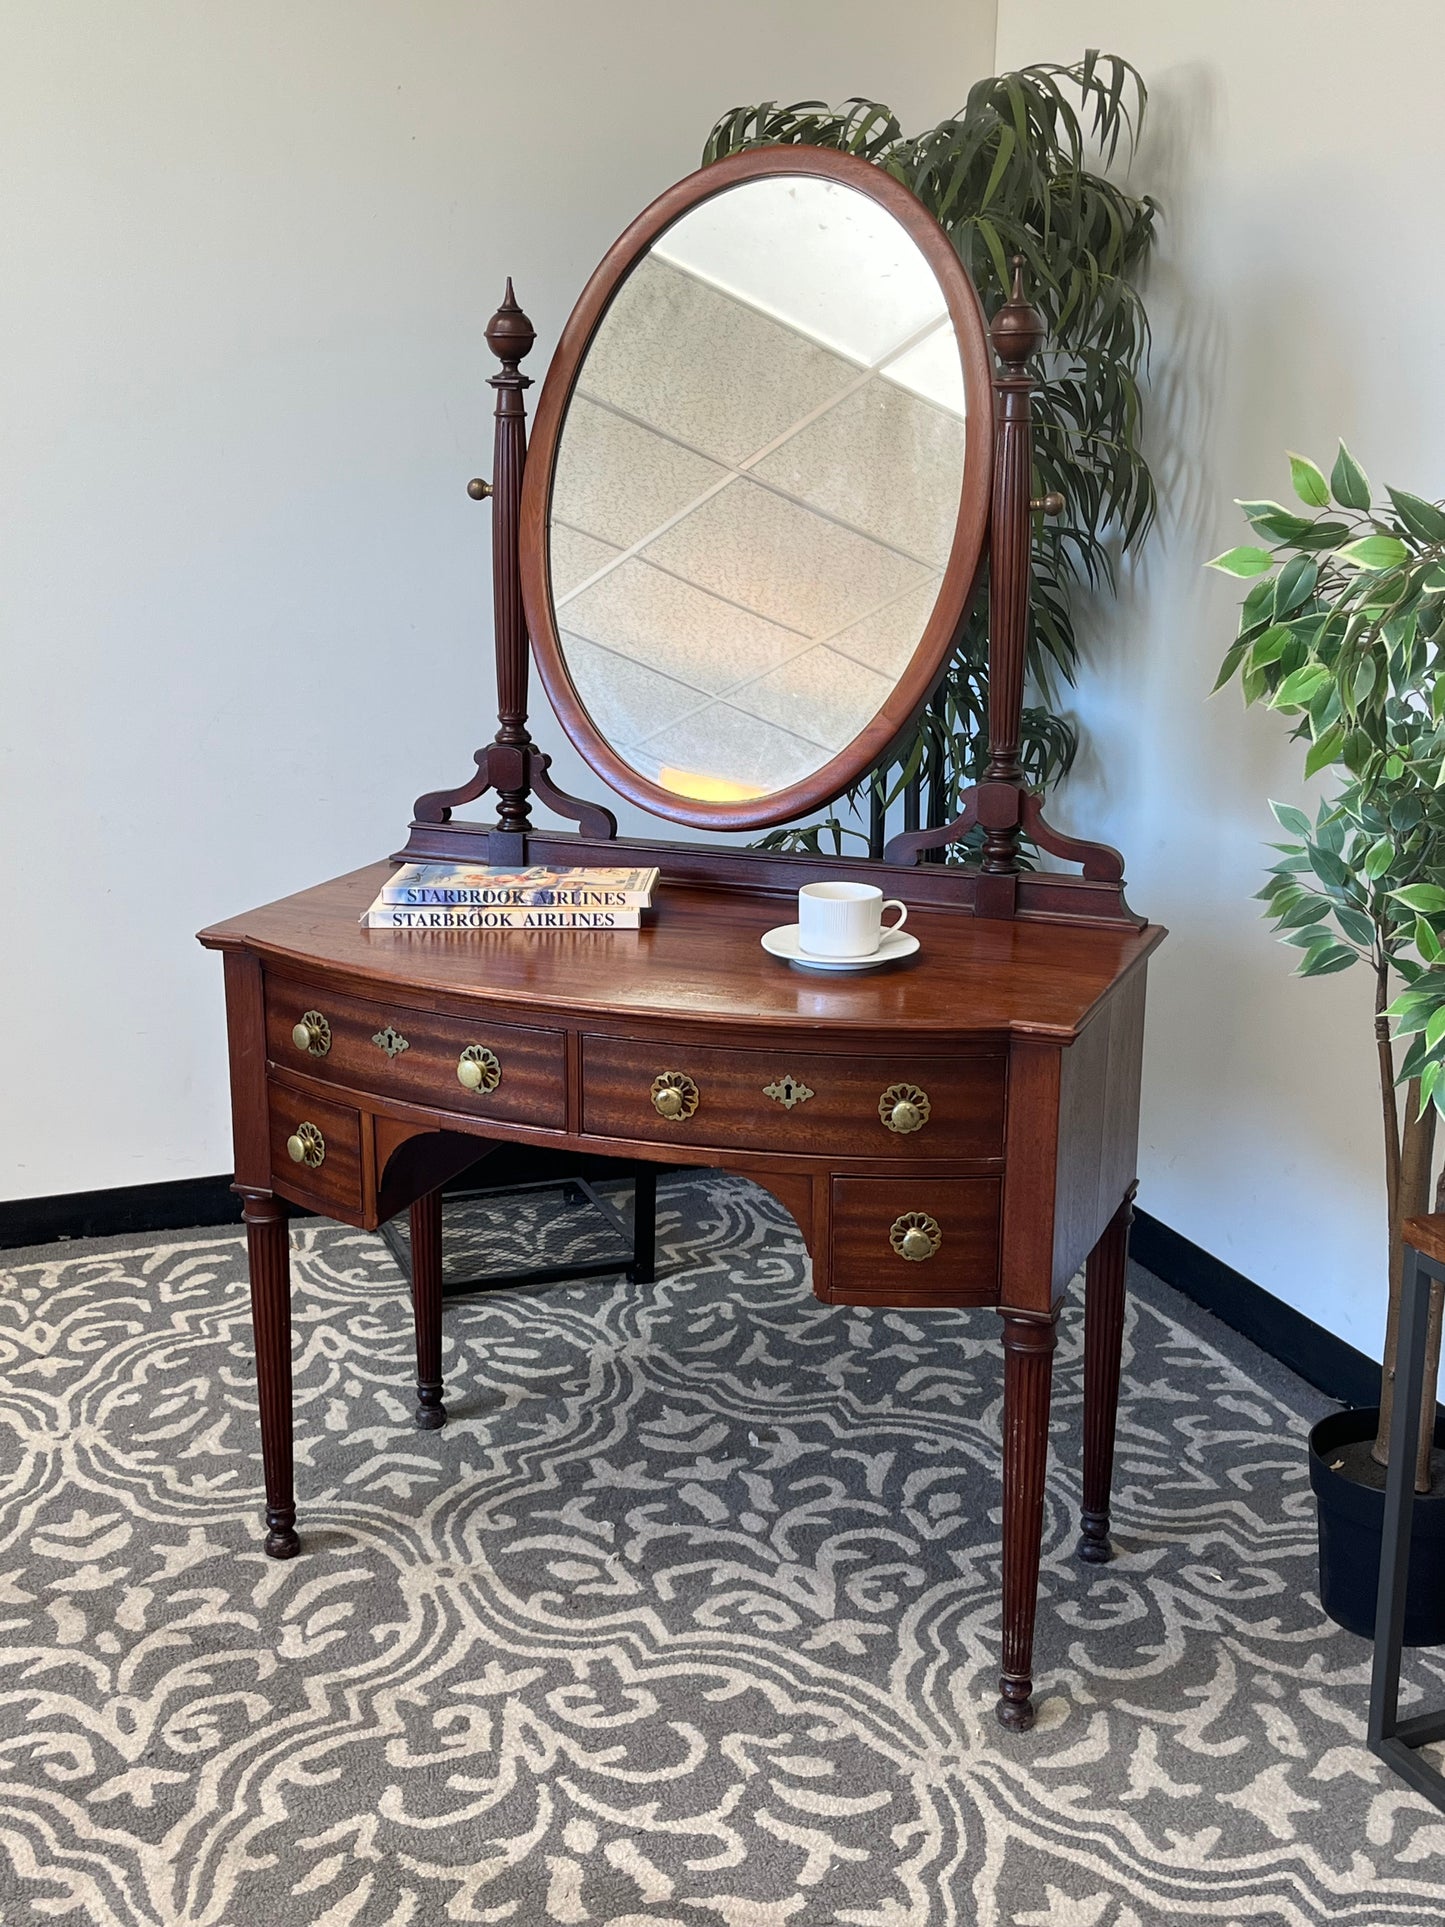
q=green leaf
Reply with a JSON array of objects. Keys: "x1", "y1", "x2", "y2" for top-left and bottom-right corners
[
  {"x1": 1393, "y1": 885, "x2": 1445, "y2": 913},
  {"x1": 1274, "y1": 555, "x2": 1319, "y2": 616},
  {"x1": 1363, "y1": 836, "x2": 1395, "y2": 879},
  {"x1": 1288, "y1": 452, "x2": 1330, "y2": 508},
  {"x1": 1272, "y1": 663, "x2": 1331, "y2": 708},
  {"x1": 1307, "y1": 843, "x2": 1350, "y2": 889},
  {"x1": 1212, "y1": 636, "x2": 1251, "y2": 693},
  {"x1": 1337, "y1": 534, "x2": 1410, "y2": 571},
  {"x1": 1331, "y1": 441, "x2": 1372, "y2": 511},
  {"x1": 1304, "y1": 721, "x2": 1345, "y2": 779},
  {"x1": 1418, "y1": 917, "x2": 1444, "y2": 964},
  {"x1": 1207, "y1": 545, "x2": 1274, "y2": 578},
  {"x1": 1297, "y1": 941, "x2": 1358, "y2": 976},
  {"x1": 1335, "y1": 905, "x2": 1377, "y2": 946},
  {"x1": 1420, "y1": 1060, "x2": 1443, "y2": 1119},
  {"x1": 1385, "y1": 753, "x2": 1406, "y2": 780},
  {"x1": 1275, "y1": 895, "x2": 1331, "y2": 929},
  {"x1": 1424, "y1": 1003, "x2": 1445, "y2": 1053},
  {"x1": 1387, "y1": 487, "x2": 1445, "y2": 544},
  {"x1": 1248, "y1": 624, "x2": 1292, "y2": 669},
  {"x1": 1270, "y1": 800, "x2": 1314, "y2": 839},
  {"x1": 1236, "y1": 500, "x2": 1315, "y2": 543}
]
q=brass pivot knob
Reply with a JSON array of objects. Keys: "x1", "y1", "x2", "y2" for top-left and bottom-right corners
[
  {"x1": 457, "y1": 1045, "x2": 502, "y2": 1093},
  {"x1": 467, "y1": 477, "x2": 493, "y2": 500},
  {"x1": 1030, "y1": 491, "x2": 1065, "y2": 515},
  {"x1": 651, "y1": 1071, "x2": 699, "y2": 1122},
  {"x1": 292, "y1": 1010, "x2": 331, "y2": 1057},
  {"x1": 879, "y1": 1083, "x2": 930, "y2": 1135},
  {"x1": 286, "y1": 1122, "x2": 326, "y2": 1169},
  {"x1": 890, "y1": 1211, "x2": 942, "y2": 1262}
]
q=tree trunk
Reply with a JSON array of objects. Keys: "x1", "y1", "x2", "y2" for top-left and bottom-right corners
[{"x1": 1374, "y1": 960, "x2": 1405, "y2": 1465}]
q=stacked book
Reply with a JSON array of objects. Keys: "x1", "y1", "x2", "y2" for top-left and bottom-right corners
[{"x1": 362, "y1": 862, "x2": 658, "y2": 931}]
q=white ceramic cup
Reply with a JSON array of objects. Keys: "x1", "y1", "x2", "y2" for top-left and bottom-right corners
[{"x1": 797, "y1": 880, "x2": 908, "y2": 958}]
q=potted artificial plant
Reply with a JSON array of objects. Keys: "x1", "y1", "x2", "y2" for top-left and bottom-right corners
[{"x1": 1212, "y1": 444, "x2": 1445, "y2": 1643}]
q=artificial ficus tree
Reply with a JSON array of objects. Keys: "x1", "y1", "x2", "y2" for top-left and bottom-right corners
[{"x1": 1211, "y1": 444, "x2": 1445, "y2": 1488}]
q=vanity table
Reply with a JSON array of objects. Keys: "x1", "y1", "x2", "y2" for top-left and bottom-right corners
[{"x1": 200, "y1": 147, "x2": 1162, "y2": 1731}]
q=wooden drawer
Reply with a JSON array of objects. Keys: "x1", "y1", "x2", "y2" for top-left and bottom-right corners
[
  {"x1": 827, "y1": 1177, "x2": 1000, "y2": 1306},
  {"x1": 268, "y1": 1082, "x2": 364, "y2": 1216},
  {"x1": 266, "y1": 975, "x2": 566, "y2": 1130},
  {"x1": 581, "y1": 1034, "x2": 1004, "y2": 1159}
]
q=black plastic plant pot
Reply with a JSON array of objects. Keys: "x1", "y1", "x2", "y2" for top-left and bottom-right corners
[{"x1": 1309, "y1": 1407, "x2": 1445, "y2": 1647}]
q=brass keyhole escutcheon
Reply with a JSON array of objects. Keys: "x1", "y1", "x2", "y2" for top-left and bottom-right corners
[
  {"x1": 880, "y1": 1082, "x2": 929, "y2": 1135},
  {"x1": 292, "y1": 1010, "x2": 331, "y2": 1057},
  {"x1": 372, "y1": 1025, "x2": 410, "y2": 1060},
  {"x1": 890, "y1": 1211, "x2": 942, "y2": 1263},
  {"x1": 651, "y1": 1071, "x2": 699, "y2": 1122},
  {"x1": 457, "y1": 1045, "x2": 502, "y2": 1094},
  {"x1": 286, "y1": 1121, "x2": 326, "y2": 1169}
]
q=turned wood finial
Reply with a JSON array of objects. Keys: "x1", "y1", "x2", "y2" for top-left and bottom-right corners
[
  {"x1": 990, "y1": 255, "x2": 1046, "y2": 367},
  {"x1": 484, "y1": 278, "x2": 536, "y2": 370}
]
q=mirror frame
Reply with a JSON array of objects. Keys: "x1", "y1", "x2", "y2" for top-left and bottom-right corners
[{"x1": 519, "y1": 145, "x2": 996, "y2": 834}]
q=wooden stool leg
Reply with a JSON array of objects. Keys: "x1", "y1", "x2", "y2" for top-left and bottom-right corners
[
  {"x1": 411, "y1": 1189, "x2": 447, "y2": 1431},
  {"x1": 243, "y1": 1195, "x2": 299, "y2": 1559},
  {"x1": 998, "y1": 1309, "x2": 1058, "y2": 1731},
  {"x1": 1078, "y1": 1186, "x2": 1136, "y2": 1564}
]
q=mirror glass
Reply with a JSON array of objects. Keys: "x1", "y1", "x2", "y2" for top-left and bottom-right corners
[{"x1": 547, "y1": 175, "x2": 970, "y2": 806}]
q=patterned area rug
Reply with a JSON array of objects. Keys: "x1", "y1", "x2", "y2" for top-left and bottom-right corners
[{"x1": 2, "y1": 1172, "x2": 1443, "y2": 1926}]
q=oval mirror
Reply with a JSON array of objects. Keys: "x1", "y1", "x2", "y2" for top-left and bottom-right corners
[{"x1": 521, "y1": 148, "x2": 994, "y2": 831}]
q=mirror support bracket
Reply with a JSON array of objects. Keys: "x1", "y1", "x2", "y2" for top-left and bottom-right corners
[
  {"x1": 401, "y1": 281, "x2": 618, "y2": 867},
  {"x1": 883, "y1": 259, "x2": 1129, "y2": 920}
]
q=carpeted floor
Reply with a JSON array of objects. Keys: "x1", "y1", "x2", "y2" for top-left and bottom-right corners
[{"x1": 1, "y1": 1171, "x2": 1443, "y2": 1926}]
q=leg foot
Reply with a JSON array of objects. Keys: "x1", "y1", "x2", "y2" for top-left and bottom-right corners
[
  {"x1": 244, "y1": 1195, "x2": 299, "y2": 1558},
  {"x1": 1078, "y1": 1186, "x2": 1134, "y2": 1566},
  {"x1": 999, "y1": 1308, "x2": 1058, "y2": 1733},
  {"x1": 411, "y1": 1190, "x2": 447, "y2": 1430},
  {"x1": 995, "y1": 1676, "x2": 1037, "y2": 1731}
]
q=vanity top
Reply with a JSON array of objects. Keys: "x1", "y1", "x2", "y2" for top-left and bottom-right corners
[{"x1": 200, "y1": 863, "x2": 1163, "y2": 1044}]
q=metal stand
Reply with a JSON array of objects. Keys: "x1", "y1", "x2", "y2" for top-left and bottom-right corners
[
  {"x1": 1369, "y1": 1238, "x2": 1445, "y2": 1810},
  {"x1": 381, "y1": 1166, "x2": 657, "y2": 1298}
]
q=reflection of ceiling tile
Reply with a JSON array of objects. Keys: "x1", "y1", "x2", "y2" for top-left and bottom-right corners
[
  {"x1": 551, "y1": 526, "x2": 622, "y2": 598},
  {"x1": 551, "y1": 396, "x2": 727, "y2": 551},
  {"x1": 641, "y1": 477, "x2": 929, "y2": 637},
  {"x1": 578, "y1": 258, "x2": 857, "y2": 466},
  {"x1": 829, "y1": 578, "x2": 946, "y2": 680},
  {"x1": 633, "y1": 699, "x2": 827, "y2": 795},
  {"x1": 883, "y1": 323, "x2": 967, "y2": 418},
  {"x1": 751, "y1": 377, "x2": 966, "y2": 568},
  {"x1": 561, "y1": 632, "x2": 702, "y2": 750},
  {"x1": 730, "y1": 645, "x2": 895, "y2": 751},
  {"x1": 561, "y1": 556, "x2": 805, "y2": 695}
]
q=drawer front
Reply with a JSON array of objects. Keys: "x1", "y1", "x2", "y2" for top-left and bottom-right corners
[
  {"x1": 828, "y1": 1177, "x2": 1000, "y2": 1306},
  {"x1": 268, "y1": 1082, "x2": 364, "y2": 1216},
  {"x1": 581, "y1": 1034, "x2": 1004, "y2": 1159},
  {"x1": 267, "y1": 976, "x2": 566, "y2": 1129}
]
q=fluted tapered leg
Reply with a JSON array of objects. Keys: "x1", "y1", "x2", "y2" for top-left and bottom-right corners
[
  {"x1": 1078, "y1": 1187, "x2": 1136, "y2": 1564},
  {"x1": 411, "y1": 1190, "x2": 446, "y2": 1430},
  {"x1": 998, "y1": 1309, "x2": 1058, "y2": 1730},
  {"x1": 244, "y1": 1195, "x2": 298, "y2": 1558}
]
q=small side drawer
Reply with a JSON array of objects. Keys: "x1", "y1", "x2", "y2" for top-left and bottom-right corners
[
  {"x1": 266, "y1": 975, "x2": 566, "y2": 1130},
  {"x1": 828, "y1": 1177, "x2": 1000, "y2": 1307},
  {"x1": 581, "y1": 1034, "x2": 1004, "y2": 1159},
  {"x1": 268, "y1": 1083, "x2": 364, "y2": 1216}
]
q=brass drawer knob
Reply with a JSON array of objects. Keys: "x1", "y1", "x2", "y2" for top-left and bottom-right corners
[
  {"x1": 890, "y1": 1211, "x2": 942, "y2": 1262},
  {"x1": 880, "y1": 1082, "x2": 929, "y2": 1135},
  {"x1": 651, "y1": 1071, "x2": 699, "y2": 1122},
  {"x1": 292, "y1": 1010, "x2": 331, "y2": 1057},
  {"x1": 457, "y1": 1045, "x2": 502, "y2": 1094},
  {"x1": 286, "y1": 1122, "x2": 326, "y2": 1169}
]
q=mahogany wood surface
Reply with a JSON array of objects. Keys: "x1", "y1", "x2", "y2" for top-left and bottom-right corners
[
  {"x1": 828, "y1": 1175, "x2": 1000, "y2": 1307},
  {"x1": 998, "y1": 1309, "x2": 1058, "y2": 1730},
  {"x1": 202, "y1": 866, "x2": 1161, "y2": 1044},
  {"x1": 242, "y1": 1196, "x2": 298, "y2": 1560},
  {"x1": 579, "y1": 1033, "x2": 1006, "y2": 1163},
  {"x1": 517, "y1": 146, "x2": 997, "y2": 836},
  {"x1": 1402, "y1": 1215, "x2": 1445, "y2": 1269},
  {"x1": 1078, "y1": 1185, "x2": 1135, "y2": 1564}
]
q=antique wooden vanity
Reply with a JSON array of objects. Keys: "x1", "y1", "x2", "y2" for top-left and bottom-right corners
[{"x1": 200, "y1": 148, "x2": 1162, "y2": 1731}]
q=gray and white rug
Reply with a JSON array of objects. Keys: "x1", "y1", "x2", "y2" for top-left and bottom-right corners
[{"x1": 1, "y1": 1172, "x2": 1442, "y2": 1926}]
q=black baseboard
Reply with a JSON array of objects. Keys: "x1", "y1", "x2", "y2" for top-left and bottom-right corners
[
  {"x1": 0, "y1": 1174, "x2": 247, "y2": 1249},
  {"x1": 1131, "y1": 1208, "x2": 1378, "y2": 1411},
  {"x1": 0, "y1": 1147, "x2": 675, "y2": 1253}
]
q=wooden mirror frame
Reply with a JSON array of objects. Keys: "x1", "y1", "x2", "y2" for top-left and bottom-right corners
[{"x1": 516, "y1": 147, "x2": 996, "y2": 833}]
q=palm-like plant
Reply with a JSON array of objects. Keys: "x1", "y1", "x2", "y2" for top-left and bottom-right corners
[{"x1": 704, "y1": 53, "x2": 1159, "y2": 851}]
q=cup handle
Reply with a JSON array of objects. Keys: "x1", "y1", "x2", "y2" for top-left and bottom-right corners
[{"x1": 881, "y1": 900, "x2": 908, "y2": 935}]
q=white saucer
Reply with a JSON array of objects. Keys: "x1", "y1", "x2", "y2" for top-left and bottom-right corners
[{"x1": 761, "y1": 923, "x2": 920, "y2": 972}]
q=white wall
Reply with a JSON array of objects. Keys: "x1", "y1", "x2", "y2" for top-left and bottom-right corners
[
  {"x1": 0, "y1": 1, "x2": 997, "y2": 1202},
  {"x1": 994, "y1": 0, "x2": 1445, "y2": 1355}
]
